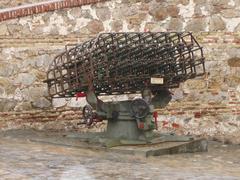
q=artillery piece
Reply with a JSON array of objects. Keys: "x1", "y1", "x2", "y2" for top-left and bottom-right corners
[{"x1": 44, "y1": 32, "x2": 206, "y2": 148}]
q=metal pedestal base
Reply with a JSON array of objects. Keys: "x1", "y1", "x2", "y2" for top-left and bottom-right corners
[{"x1": 106, "y1": 120, "x2": 142, "y2": 140}]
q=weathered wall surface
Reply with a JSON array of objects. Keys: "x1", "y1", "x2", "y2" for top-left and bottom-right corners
[
  {"x1": 0, "y1": 0, "x2": 44, "y2": 9},
  {"x1": 0, "y1": 0, "x2": 239, "y2": 143}
]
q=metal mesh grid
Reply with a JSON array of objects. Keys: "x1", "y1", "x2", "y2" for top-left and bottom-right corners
[{"x1": 45, "y1": 32, "x2": 205, "y2": 98}]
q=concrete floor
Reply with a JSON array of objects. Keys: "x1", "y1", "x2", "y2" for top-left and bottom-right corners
[{"x1": 0, "y1": 135, "x2": 240, "y2": 180}]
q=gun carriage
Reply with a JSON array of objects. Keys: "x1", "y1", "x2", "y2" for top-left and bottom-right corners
[{"x1": 45, "y1": 32, "x2": 205, "y2": 147}]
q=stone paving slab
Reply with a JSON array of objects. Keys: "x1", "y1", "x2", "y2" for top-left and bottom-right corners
[
  {"x1": 0, "y1": 129, "x2": 207, "y2": 157},
  {"x1": 0, "y1": 130, "x2": 240, "y2": 179}
]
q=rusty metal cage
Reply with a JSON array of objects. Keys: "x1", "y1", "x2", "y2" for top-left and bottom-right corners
[{"x1": 45, "y1": 32, "x2": 205, "y2": 98}]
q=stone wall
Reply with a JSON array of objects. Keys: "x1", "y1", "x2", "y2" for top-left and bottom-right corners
[
  {"x1": 0, "y1": 0, "x2": 109, "y2": 22},
  {"x1": 0, "y1": 0, "x2": 44, "y2": 9},
  {"x1": 0, "y1": 0, "x2": 239, "y2": 143}
]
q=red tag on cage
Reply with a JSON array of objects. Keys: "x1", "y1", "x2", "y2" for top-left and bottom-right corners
[
  {"x1": 75, "y1": 92, "x2": 86, "y2": 100},
  {"x1": 138, "y1": 122, "x2": 145, "y2": 129}
]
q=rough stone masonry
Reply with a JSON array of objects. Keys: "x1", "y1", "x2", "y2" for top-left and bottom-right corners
[{"x1": 0, "y1": 0, "x2": 239, "y2": 144}]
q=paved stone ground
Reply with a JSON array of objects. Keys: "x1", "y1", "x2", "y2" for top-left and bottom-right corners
[{"x1": 0, "y1": 136, "x2": 240, "y2": 180}]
